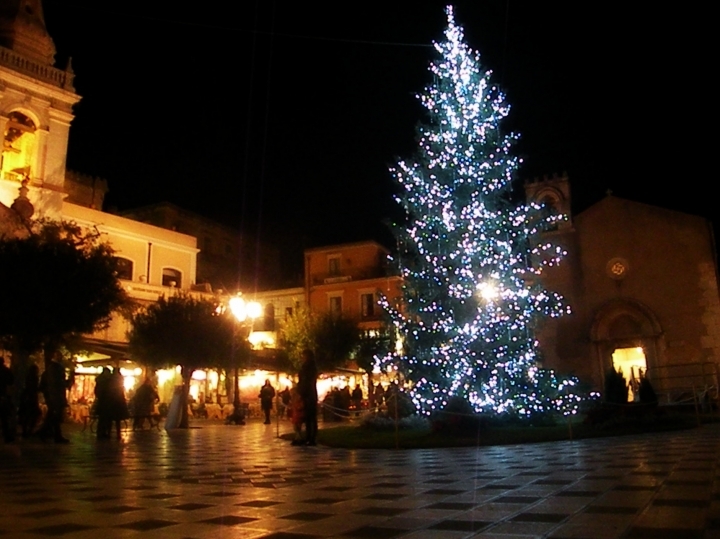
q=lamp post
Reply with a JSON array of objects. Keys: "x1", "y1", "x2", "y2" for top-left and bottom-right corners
[{"x1": 228, "y1": 295, "x2": 261, "y2": 421}]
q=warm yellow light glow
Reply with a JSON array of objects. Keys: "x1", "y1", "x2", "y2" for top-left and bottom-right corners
[
  {"x1": 246, "y1": 301, "x2": 262, "y2": 320},
  {"x1": 248, "y1": 331, "x2": 275, "y2": 349},
  {"x1": 192, "y1": 370, "x2": 206, "y2": 381},
  {"x1": 239, "y1": 370, "x2": 271, "y2": 389},
  {"x1": 228, "y1": 295, "x2": 262, "y2": 322},
  {"x1": 229, "y1": 296, "x2": 248, "y2": 321},
  {"x1": 612, "y1": 347, "x2": 647, "y2": 402},
  {"x1": 157, "y1": 368, "x2": 176, "y2": 387},
  {"x1": 75, "y1": 365, "x2": 102, "y2": 375}
]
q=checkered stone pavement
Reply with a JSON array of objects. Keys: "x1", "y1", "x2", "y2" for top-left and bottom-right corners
[{"x1": 1, "y1": 419, "x2": 720, "y2": 538}]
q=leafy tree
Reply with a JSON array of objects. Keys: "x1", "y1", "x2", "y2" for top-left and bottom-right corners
[
  {"x1": 0, "y1": 220, "x2": 127, "y2": 380},
  {"x1": 280, "y1": 308, "x2": 359, "y2": 373},
  {"x1": 128, "y1": 293, "x2": 243, "y2": 427},
  {"x1": 382, "y1": 8, "x2": 579, "y2": 417}
]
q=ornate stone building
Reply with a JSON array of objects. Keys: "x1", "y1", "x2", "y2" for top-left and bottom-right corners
[
  {"x1": 0, "y1": 0, "x2": 199, "y2": 362},
  {"x1": 527, "y1": 174, "x2": 720, "y2": 396}
]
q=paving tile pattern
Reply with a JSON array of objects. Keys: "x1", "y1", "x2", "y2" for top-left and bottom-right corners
[{"x1": 1, "y1": 421, "x2": 719, "y2": 538}]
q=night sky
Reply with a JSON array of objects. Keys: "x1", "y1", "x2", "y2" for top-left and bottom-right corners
[{"x1": 42, "y1": 2, "x2": 714, "y2": 262}]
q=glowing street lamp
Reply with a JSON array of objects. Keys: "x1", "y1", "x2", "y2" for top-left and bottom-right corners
[{"x1": 228, "y1": 295, "x2": 261, "y2": 421}]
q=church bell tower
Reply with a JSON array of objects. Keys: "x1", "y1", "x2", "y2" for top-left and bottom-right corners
[{"x1": 0, "y1": 0, "x2": 80, "y2": 218}]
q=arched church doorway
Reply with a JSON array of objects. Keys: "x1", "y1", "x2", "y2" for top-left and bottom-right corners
[
  {"x1": 591, "y1": 299, "x2": 663, "y2": 393},
  {"x1": 611, "y1": 346, "x2": 647, "y2": 401}
]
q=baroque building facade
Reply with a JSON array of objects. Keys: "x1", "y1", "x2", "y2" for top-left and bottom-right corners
[{"x1": 0, "y1": 0, "x2": 199, "y2": 361}]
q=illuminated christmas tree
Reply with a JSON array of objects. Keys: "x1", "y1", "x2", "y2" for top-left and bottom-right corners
[{"x1": 383, "y1": 7, "x2": 578, "y2": 417}]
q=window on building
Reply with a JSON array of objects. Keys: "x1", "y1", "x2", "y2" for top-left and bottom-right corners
[
  {"x1": 114, "y1": 257, "x2": 133, "y2": 281},
  {"x1": 329, "y1": 295, "x2": 342, "y2": 314},
  {"x1": 328, "y1": 256, "x2": 340, "y2": 276},
  {"x1": 162, "y1": 268, "x2": 182, "y2": 288},
  {"x1": 263, "y1": 304, "x2": 275, "y2": 332},
  {"x1": 1, "y1": 111, "x2": 37, "y2": 182},
  {"x1": 360, "y1": 293, "x2": 376, "y2": 318}
]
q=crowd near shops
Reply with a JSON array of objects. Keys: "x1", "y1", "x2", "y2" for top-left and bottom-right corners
[{"x1": 0, "y1": 351, "x2": 398, "y2": 445}]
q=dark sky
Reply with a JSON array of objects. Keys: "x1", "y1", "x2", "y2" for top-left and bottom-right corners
[{"x1": 42, "y1": 2, "x2": 714, "y2": 258}]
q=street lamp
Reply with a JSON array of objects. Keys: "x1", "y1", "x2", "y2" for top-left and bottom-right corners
[{"x1": 228, "y1": 295, "x2": 261, "y2": 422}]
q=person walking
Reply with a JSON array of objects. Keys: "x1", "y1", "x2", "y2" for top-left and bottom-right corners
[
  {"x1": 297, "y1": 349, "x2": 318, "y2": 445},
  {"x1": 107, "y1": 368, "x2": 129, "y2": 440},
  {"x1": 259, "y1": 379, "x2": 275, "y2": 424},
  {"x1": 18, "y1": 364, "x2": 41, "y2": 438},
  {"x1": 0, "y1": 359, "x2": 15, "y2": 443},
  {"x1": 94, "y1": 367, "x2": 113, "y2": 439},
  {"x1": 39, "y1": 354, "x2": 71, "y2": 443},
  {"x1": 132, "y1": 378, "x2": 159, "y2": 430}
]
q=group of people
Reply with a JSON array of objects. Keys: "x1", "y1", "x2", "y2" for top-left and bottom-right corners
[
  {"x1": 0, "y1": 354, "x2": 74, "y2": 444},
  {"x1": 94, "y1": 369, "x2": 159, "y2": 439},
  {"x1": 93, "y1": 367, "x2": 129, "y2": 439}
]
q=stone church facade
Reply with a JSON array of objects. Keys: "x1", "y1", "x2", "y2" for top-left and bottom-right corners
[{"x1": 527, "y1": 175, "x2": 720, "y2": 396}]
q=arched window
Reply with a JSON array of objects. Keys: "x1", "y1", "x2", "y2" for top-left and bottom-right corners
[
  {"x1": 114, "y1": 257, "x2": 133, "y2": 281},
  {"x1": 1, "y1": 112, "x2": 37, "y2": 181},
  {"x1": 162, "y1": 268, "x2": 182, "y2": 288}
]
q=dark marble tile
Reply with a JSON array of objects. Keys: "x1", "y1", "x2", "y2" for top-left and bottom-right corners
[
  {"x1": 237, "y1": 500, "x2": 282, "y2": 508},
  {"x1": 424, "y1": 489, "x2": 465, "y2": 495},
  {"x1": 429, "y1": 519, "x2": 492, "y2": 532},
  {"x1": 20, "y1": 509, "x2": 75, "y2": 518},
  {"x1": 426, "y1": 502, "x2": 476, "y2": 511},
  {"x1": 363, "y1": 493, "x2": 406, "y2": 501},
  {"x1": 112, "y1": 516, "x2": 177, "y2": 531},
  {"x1": 511, "y1": 513, "x2": 568, "y2": 523},
  {"x1": 280, "y1": 512, "x2": 333, "y2": 521},
  {"x1": 354, "y1": 507, "x2": 408, "y2": 517},
  {"x1": 97, "y1": 505, "x2": 142, "y2": 514},
  {"x1": 585, "y1": 506, "x2": 638, "y2": 515},
  {"x1": 495, "y1": 496, "x2": 541, "y2": 504},
  {"x1": 28, "y1": 523, "x2": 97, "y2": 535},
  {"x1": 200, "y1": 516, "x2": 258, "y2": 526},
  {"x1": 170, "y1": 503, "x2": 214, "y2": 511},
  {"x1": 303, "y1": 497, "x2": 346, "y2": 504}
]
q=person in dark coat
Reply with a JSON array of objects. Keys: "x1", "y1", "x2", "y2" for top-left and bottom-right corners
[
  {"x1": 107, "y1": 368, "x2": 129, "y2": 440},
  {"x1": 351, "y1": 385, "x2": 363, "y2": 412},
  {"x1": 94, "y1": 367, "x2": 113, "y2": 439},
  {"x1": 259, "y1": 380, "x2": 276, "y2": 424},
  {"x1": 279, "y1": 386, "x2": 291, "y2": 418},
  {"x1": 18, "y1": 364, "x2": 41, "y2": 438},
  {"x1": 39, "y1": 356, "x2": 71, "y2": 443},
  {"x1": 132, "y1": 378, "x2": 159, "y2": 430},
  {"x1": 0, "y1": 359, "x2": 15, "y2": 443},
  {"x1": 296, "y1": 349, "x2": 318, "y2": 445}
]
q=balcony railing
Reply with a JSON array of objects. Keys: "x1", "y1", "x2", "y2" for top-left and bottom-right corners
[
  {"x1": 312, "y1": 267, "x2": 390, "y2": 286},
  {"x1": 0, "y1": 46, "x2": 74, "y2": 90}
]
